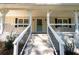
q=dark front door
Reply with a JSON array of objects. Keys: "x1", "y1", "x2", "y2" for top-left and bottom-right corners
[{"x1": 37, "y1": 19, "x2": 42, "y2": 32}]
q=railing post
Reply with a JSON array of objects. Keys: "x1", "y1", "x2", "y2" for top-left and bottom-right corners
[
  {"x1": 13, "y1": 42, "x2": 18, "y2": 55},
  {"x1": 59, "y1": 32, "x2": 64, "y2": 55},
  {"x1": 59, "y1": 43, "x2": 64, "y2": 55}
]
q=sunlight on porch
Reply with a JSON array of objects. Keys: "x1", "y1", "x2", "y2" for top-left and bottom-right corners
[{"x1": 24, "y1": 34, "x2": 54, "y2": 55}]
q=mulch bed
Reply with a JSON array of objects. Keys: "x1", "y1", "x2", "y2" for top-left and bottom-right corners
[
  {"x1": 0, "y1": 48, "x2": 13, "y2": 55},
  {"x1": 0, "y1": 41, "x2": 13, "y2": 55},
  {"x1": 64, "y1": 50, "x2": 79, "y2": 55}
]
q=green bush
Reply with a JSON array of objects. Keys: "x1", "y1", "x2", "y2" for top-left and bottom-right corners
[
  {"x1": 5, "y1": 39, "x2": 13, "y2": 50},
  {"x1": 4, "y1": 34, "x2": 16, "y2": 50}
]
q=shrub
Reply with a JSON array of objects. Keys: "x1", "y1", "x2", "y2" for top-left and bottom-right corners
[
  {"x1": 4, "y1": 34, "x2": 16, "y2": 50},
  {"x1": 5, "y1": 39, "x2": 13, "y2": 50}
]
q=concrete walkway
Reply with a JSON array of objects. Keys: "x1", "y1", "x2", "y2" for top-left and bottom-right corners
[{"x1": 24, "y1": 34, "x2": 54, "y2": 55}]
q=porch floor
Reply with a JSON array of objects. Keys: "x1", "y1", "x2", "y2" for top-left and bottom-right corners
[{"x1": 24, "y1": 34, "x2": 55, "y2": 55}]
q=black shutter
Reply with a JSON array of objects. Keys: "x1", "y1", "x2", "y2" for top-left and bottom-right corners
[
  {"x1": 55, "y1": 18, "x2": 57, "y2": 28},
  {"x1": 15, "y1": 18, "x2": 18, "y2": 23},
  {"x1": 69, "y1": 18, "x2": 71, "y2": 28},
  {"x1": 15, "y1": 18, "x2": 18, "y2": 27}
]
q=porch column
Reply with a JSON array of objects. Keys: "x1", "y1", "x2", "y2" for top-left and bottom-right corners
[
  {"x1": 74, "y1": 11, "x2": 79, "y2": 33},
  {"x1": 47, "y1": 11, "x2": 50, "y2": 26},
  {"x1": 47, "y1": 11, "x2": 51, "y2": 34},
  {"x1": 28, "y1": 10, "x2": 32, "y2": 26},
  {"x1": 74, "y1": 11, "x2": 79, "y2": 50},
  {"x1": 0, "y1": 9, "x2": 9, "y2": 34},
  {"x1": 28, "y1": 10, "x2": 32, "y2": 36}
]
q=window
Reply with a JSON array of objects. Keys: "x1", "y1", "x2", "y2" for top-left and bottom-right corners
[
  {"x1": 57, "y1": 19, "x2": 62, "y2": 27},
  {"x1": 18, "y1": 19, "x2": 23, "y2": 27},
  {"x1": 63, "y1": 19, "x2": 68, "y2": 27},
  {"x1": 15, "y1": 18, "x2": 28, "y2": 28},
  {"x1": 24, "y1": 19, "x2": 28, "y2": 27},
  {"x1": 69, "y1": 18, "x2": 71, "y2": 28},
  {"x1": 24, "y1": 19, "x2": 28, "y2": 23},
  {"x1": 19, "y1": 19, "x2": 23, "y2": 24},
  {"x1": 55, "y1": 18, "x2": 71, "y2": 28},
  {"x1": 57, "y1": 19, "x2": 62, "y2": 23}
]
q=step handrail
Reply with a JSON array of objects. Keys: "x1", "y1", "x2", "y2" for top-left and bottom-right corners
[
  {"x1": 48, "y1": 24, "x2": 65, "y2": 55},
  {"x1": 48, "y1": 25, "x2": 65, "y2": 45},
  {"x1": 13, "y1": 24, "x2": 31, "y2": 55},
  {"x1": 13, "y1": 25, "x2": 30, "y2": 44}
]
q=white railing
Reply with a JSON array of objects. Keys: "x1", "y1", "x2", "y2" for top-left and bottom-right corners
[
  {"x1": 13, "y1": 24, "x2": 32, "y2": 55},
  {"x1": 48, "y1": 24, "x2": 65, "y2": 55},
  {"x1": 49, "y1": 23, "x2": 79, "y2": 54},
  {"x1": 50, "y1": 24, "x2": 75, "y2": 26},
  {"x1": 13, "y1": 11, "x2": 32, "y2": 55},
  {"x1": 50, "y1": 23, "x2": 75, "y2": 32}
]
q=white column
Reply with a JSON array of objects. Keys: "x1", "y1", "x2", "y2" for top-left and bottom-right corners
[
  {"x1": 0, "y1": 9, "x2": 9, "y2": 34},
  {"x1": 47, "y1": 11, "x2": 51, "y2": 34},
  {"x1": 29, "y1": 11, "x2": 32, "y2": 26},
  {"x1": 47, "y1": 11, "x2": 50, "y2": 26},
  {"x1": 28, "y1": 10, "x2": 32, "y2": 26},
  {"x1": 74, "y1": 11, "x2": 79, "y2": 33},
  {"x1": 28, "y1": 10, "x2": 32, "y2": 37}
]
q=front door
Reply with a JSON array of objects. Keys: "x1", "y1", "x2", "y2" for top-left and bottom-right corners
[{"x1": 37, "y1": 19, "x2": 42, "y2": 32}]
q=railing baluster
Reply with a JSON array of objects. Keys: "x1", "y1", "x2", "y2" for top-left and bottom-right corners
[{"x1": 59, "y1": 43, "x2": 64, "y2": 55}]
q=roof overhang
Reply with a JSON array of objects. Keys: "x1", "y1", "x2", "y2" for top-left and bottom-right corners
[{"x1": 0, "y1": 3, "x2": 79, "y2": 11}]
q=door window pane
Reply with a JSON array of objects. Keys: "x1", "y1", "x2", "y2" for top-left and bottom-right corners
[{"x1": 37, "y1": 19, "x2": 42, "y2": 32}]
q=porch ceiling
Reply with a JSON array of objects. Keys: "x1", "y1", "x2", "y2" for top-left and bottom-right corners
[
  {"x1": 0, "y1": 3, "x2": 79, "y2": 17},
  {"x1": 0, "y1": 3, "x2": 79, "y2": 11}
]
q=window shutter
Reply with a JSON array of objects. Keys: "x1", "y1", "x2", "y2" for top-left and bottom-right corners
[
  {"x1": 69, "y1": 18, "x2": 71, "y2": 28},
  {"x1": 15, "y1": 18, "x2": 18, "y2": 23},
  {"x1": 15, "y1": 18, "x2": 18, "y2": 27},
  {"x1": 55, "y1": 18, "x2": 57, "y2": 23},
  {"x1": 55, "y1": 18, "x2": 57, "y2": 28}
]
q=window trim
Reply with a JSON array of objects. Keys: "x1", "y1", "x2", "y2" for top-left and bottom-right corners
[
  {"x1": 15, "y1": 18, "x2": 28, "y2": 28},
  {"x1": 55, "y1": 18, "x2": 71, "y2": 28}
]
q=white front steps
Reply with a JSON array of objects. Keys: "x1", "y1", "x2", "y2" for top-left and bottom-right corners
[{"x1": 24, "y1": 34, "x2": 54, "y2": 55}]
